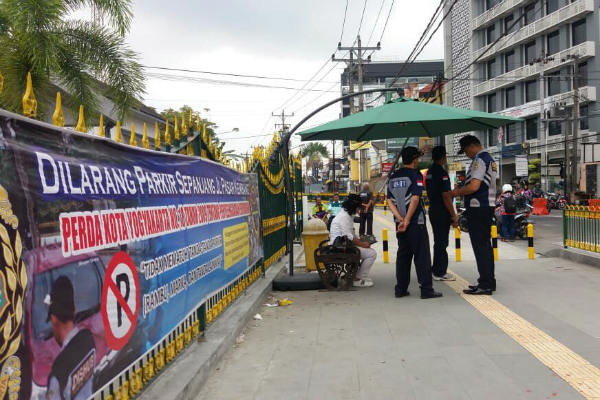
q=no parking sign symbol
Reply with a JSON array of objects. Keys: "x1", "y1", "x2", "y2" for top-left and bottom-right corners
[{"x1": 101, "y1": 251, "x2": 140, "y2": 350}]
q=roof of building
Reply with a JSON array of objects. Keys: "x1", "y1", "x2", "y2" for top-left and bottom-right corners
[{"x1": 341, "y1": 60, "x2": 444, "y2": 84}]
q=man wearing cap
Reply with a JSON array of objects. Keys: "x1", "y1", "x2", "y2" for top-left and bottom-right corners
[
  {"x1": 450, "y1": 135, "x2": 497, "y2": 295},
  {"x1": 387, "y1": 146, "x2": 443, "y2": 299},
  {"x1": 426, "y1": 146, "x2": 458, "y2": 281},
  {"x1": 46, "y1": 276, "x2": 96, "y2": 400}
]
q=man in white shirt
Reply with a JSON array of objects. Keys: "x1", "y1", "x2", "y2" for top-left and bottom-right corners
[{"x1": 329, "y1": 195, "x2": 377, "y2": 287}]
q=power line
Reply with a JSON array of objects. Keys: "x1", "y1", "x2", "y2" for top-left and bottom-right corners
[
  {"x1": 366, "y1": 0, "x2": 386, "y2": 46},
  {"x1": 340, "y1": 0, "x2": 350, "y2": 42},
  {"x1": 142, "y1": 65, "x2": 337, "y2": 84},
  {"x1": 146, "y1": 72, "x2": 339, "y2": 92},
  {"x1": 377, "y1": 0, "x2": 395, "y2": 44},
  {"x1": 358, "y1": 0, "x2": 368, "y2": 35}
]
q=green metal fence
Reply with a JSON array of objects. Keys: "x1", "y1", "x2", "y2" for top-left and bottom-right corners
[{"x1": 563, "y1": 206, "x2": 600, "y2": 253}]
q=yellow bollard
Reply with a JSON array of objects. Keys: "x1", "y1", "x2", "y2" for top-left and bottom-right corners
[
  {"x1": 527, "y1": 223, "x2": 535, "y2": 259},
  {"x1": 454, "y1": 227, "x2": 461, "y2": 262},
  {"x1": 491, "y1": 225, "x2": 498, "y2": 261},
  {"x1": 382, "y1": 229, "x2": 389, "y2": 264}
]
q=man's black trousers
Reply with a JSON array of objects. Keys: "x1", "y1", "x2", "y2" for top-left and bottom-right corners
[
  {"x1": 395, "y1": 223, "x2": 434, "y2": 295},
  {"x1": 429, "y1": 208, "x2": 451, "y2": 277},
  {"x1": 466, "y1": 206, "x2": 496, "y2": 290},
  {"x1": 359, "y1": 212, "x2": 373, "y2": 236}
]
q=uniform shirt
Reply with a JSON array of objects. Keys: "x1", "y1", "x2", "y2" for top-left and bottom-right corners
[
  {"x1": 425, "y1": 163, "x2": 451, "y2": 212},
  {"x1": 328, "y1": 201, "x2": 342, "y2": 217},
  {"x1": 329, "y1": 209, "x2": 355, "y2": 244},
  {"x1": 311, "y1": 203, "x2": 328, "y2": 219},
  {"x1": 47, "y1": 327, "x2": 95, "y2": 400},
  {"x1": 387, "y1": 168, "x2": 426, "y2": 225},
  {"x1": 465, "y1": 150, "x2": 497, "y2": 208}
]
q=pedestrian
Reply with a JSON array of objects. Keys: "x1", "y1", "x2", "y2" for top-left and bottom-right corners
[
  {"x1": 450, "y1": 135, "x2": 497, "y2": 295},
  {"x1": 387, "y1": 146, "x2": 443, "y2": 299},
  {"x1": 359, "y1": 183, "x2": 374, "y2": 239},
  {"x1": 497, "y1": 184, "x2": 516, "y2": 241},
  {"x1": 45, "y1": 276, "x2": 96, "y2": 400},
  {"x1": 329, "y1": 195, "x2": 377, "y2": 287},
  {"x1": 327, "y1": 193, "x2": 343, "y2": 230},
  {"x1": 426, "y1": 146, "x2": 458, "y2": 281},
  {"x1": 311, "y1": 196, "x2": 329, "y2": 223}
]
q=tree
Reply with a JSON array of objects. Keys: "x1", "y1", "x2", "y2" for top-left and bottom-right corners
[
  {"x1": 528, "y1": 158, "x2": 541, "y2": 185},
  {"x1": 0, "y1": 0, "x2": 145, "y2": 121},
  {"x1": 302, "y1": 142, "x2": 329, "y2": 179}
]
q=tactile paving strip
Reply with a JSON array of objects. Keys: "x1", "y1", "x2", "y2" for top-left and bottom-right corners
[{"x1": 447, "y1": 270, "x2": 600, "y2": 399}]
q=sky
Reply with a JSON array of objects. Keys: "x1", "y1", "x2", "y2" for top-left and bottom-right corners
[{"x1": 119, "y1": 0, "x2": 446, "y2": 155}]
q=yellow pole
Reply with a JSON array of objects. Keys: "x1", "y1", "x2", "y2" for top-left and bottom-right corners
[
  {"x1": 52, "y1": 92, "x2": 64, "y2": 127},
  {"x1": 382, "y1": 229, "x2": 389, "y2": 264},
  {"x1": 115, "y1": 120, "x2": 123, "y2": 143},
  {"x1": 154, "y1": 121, "x2": 161, "y2": 150},
  {"x1": 97, "y1": 114, "x2": 105, "y2": 137},
  {"x1": 75, "y1": 105, "x2": 86, "y2": 132},
  {"x1": 454, "y1": 227, "x2": 461, "y2": 262},
  {"x1": 142, "y1": 122, "x2": 150, "y2": 149},
  {"x1": 491, "y1": 225, "x2": 498, "y2": 261},
  {"x1": 22, "y1": 72, "x2": 38, "y2": 118},
  {"x1": 527, "y1": 223, "x2": 535, "y2": 259},
  {"x1": 129, "y1": 122, "x2": 137, "y2": 146}
]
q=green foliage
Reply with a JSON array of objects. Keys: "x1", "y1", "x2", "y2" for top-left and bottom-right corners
[
  {"x1": 302, "y1": 142, "x2": 329, "y2": 159},
  {"x1": 0, "y1": 0, "x2": 144, "y2": 121},
  {"x1": 528, "y1": 158, "x2": 542, "y2": 184}
]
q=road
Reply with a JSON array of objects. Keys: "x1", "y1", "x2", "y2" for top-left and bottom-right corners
[{"x1": 197, "y1": 208, "x2": 600, "y2": 400}]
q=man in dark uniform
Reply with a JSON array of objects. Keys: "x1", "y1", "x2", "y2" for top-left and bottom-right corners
[
  {"x1": 426, "y1": 146, "x2": 458, "y2": 281},
  {"x1": 450, "y1": 135, "x2": 497, "y2": 295},
  {"x1": 358, "y1": 183, "x2": 374, "y2": 239},
  {"x1": 45, "y1": 276, "x2": 96, "y2": 400},
  {"x1": 387, "y1": 147, "x2": 443, "y2": 299}
]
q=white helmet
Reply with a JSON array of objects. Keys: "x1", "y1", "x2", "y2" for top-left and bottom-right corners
[{"x1": 502, "y1": 184, "x2": 513, "y2": 193}]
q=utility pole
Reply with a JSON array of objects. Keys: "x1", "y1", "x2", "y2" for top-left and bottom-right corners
[
  {"x1": 568, "y1": 54, "x2": 580, "y2": 199},
  {"x1": 332, "y1": 140, "x2": 335, "y2": 192},
  {"x1": 332, "y1": 35, "x2": 381, "y2": 185},
  {"x1": 535, "y1": 54, "x2": 554, "y2": 191},
  {"x1": 272, "y1": 110, "x2": 294, "y2": 138}
]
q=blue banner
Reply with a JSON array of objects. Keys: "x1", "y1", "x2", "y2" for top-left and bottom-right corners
[{"x1": 0, "y1": 111, "x2": 262, "y2": 399}]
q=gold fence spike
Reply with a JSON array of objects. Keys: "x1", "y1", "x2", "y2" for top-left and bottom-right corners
[
  {"x1": 165, "y1": 120, "x2": 172, "y2": 145},
  {"x1": 195, "y1": 113, "x2": 201, "y2": 132},
  {"x1": 174, "y1": 114, "x2": 180, "y2": 141},
  {"x1": 75, "y1": 105, "x2": 86, "y2": 132},
  {"x1": 142, "y1": 122, "x2": 149, "y2": 149},
  {"x1": 52, "y1": 92, "x2": 64, "y2": 127},
  {"x1": 202, "y1": 122, "x2": 207, "y2": 142},
  {"x1": 22, "y1": 72, "x2": 38, "y2": 118},
  {"x1": 115, "y1": 120, "x2": 123, "y2": 143},
  {"x1": 182, "y1": 112, "x2": 188, "y2": 136},
  {"x1": 188, "y1": 109, "x2": 193, "y2": 129},
  {"x1": 154, "y1": 121, "x2": 161, "y2": 149},
  {"x1": 129, "y1": 122, "x2": 137, "y2": 146},
  {"x1": 98, "y1": 114, "x2": 105, "y2": 137},
  {"x1": 0, "y1": 71, "x2": 3, "y2": 94}
]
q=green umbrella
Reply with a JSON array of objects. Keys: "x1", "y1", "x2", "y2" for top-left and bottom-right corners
[{"x1": 298, "y1": 97, "x2": 522, "y2": 142}]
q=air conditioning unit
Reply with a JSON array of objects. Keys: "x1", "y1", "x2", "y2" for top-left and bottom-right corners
[{"x1": 549, "y1": 101, "x2": 569, "y2": 118}]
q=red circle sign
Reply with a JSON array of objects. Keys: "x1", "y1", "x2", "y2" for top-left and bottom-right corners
[{"x1": 101, "y1": 251, "x2": 140, "y2": 350}]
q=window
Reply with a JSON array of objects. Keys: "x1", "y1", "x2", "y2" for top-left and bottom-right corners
[
  {"x1": 526, "y1": 117, "x2": 539, "y2": 140},
  {"x1": 505, "y1": 123, "x2": 517, "y2": 143},
  {"x1": 487, "y1": 24, "x2": 496, "y2": 45},
  {"x1": 524, "y1": 2, "x2": 537, "y2": 25},
  {"x1": 504, "y1": 50, "x2": 516, "y2": 72},
  {"x1": 504, "y1": 14, "x2": 516, "y2": 34},
  {"x1": 549, "y1": 120, "x2": 562, "y2": 136},
  {"x1": 546, "y1": 0, "x2": 559, "y2": 14},
  {"x1": 505, "y1": 86, "x2": 517, "y2": 108},
  {"x1": 486, "y1": 0, "x2": 501, "y2": 10},
  {"x1": 488, "y1": 128, "x2": 499, "y2": 146},
  {"x1": 525, "y1": 80, "x2": 539, "y2": 102},
  {"x1": 547, "y1": 71, "x2": 561, "y2": 96},
  {"x1": 547, "y1": 30, "x2": 560, "y2": 55},
  {"x1": 487, "y1": 93, "x2": 497, "y2": 112},
  {"x1": 487, "y1": 58, "x2": 497, "y2": 79},
  {"x1": 580, "y1": 105, "x2": 589, "y2": 130},
  {"x1": 572, "y1": 19, "x2": 586, "y2": 45},
  {"x1": 578, "y1": 62, "x2": 588, "y2": 87},
  {"x1": 524, "y1": 41, "x2": 537, "y2": 64}
]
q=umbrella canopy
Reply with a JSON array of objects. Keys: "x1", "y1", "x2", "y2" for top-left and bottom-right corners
[{"x1": 298, "y1": 97, "x2": 522, "y2": 142}]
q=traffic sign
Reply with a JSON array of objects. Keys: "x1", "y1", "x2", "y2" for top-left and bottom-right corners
[{"x1": 101, "y1": 251, "x2": 140, "y2": 350}]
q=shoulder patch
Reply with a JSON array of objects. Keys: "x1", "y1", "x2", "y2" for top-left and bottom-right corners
[{"x1": 491, "y1": 161, "x2": 498, "y2": 172}]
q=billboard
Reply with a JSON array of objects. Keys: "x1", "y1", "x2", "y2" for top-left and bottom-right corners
[{"x1": 0, "y1": 111, "x2": 262, "y2": 399}]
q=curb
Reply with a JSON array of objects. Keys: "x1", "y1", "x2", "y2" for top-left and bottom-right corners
[
  {"x1": 140, "y1": 254, "x2": 290, "y2": 400},
  {"x1": 540, "y1": 247, "x2": 600, "y2": 269}
]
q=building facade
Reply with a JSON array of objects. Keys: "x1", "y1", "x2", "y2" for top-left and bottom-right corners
[{"x1": 444, "y1": 0, "x2": 600, "y2": 193}]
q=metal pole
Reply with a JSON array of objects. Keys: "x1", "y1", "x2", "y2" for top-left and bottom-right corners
[
  {"x1": 540, "y1": 69, "x2": 547, "y2": 191},
  {"x1": 332, "y1": 140, "x2": 335, "y2": 192},
  {"x1": 571, "y1": 57, "x2": 580, "y2": 198}
]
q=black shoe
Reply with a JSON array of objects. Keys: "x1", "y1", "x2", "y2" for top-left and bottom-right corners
[
  {"x1": 421, "y1": 291, "x2": 443, "y2": 299},
  {"x1": 395, "y1": 291, "x2": 410, "y2": 298},
  {"x1": 463, "y1": 287, "x2": 492, "y2": 295},
  {"x1": 468, "y1": 285, "x2": 496, "y2": 292}
]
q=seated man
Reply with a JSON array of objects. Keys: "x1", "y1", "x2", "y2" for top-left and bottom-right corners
[
  {"x1": 329, "y1": 195, "x2": 377, "y2": 287},
  {"x1": 327, "y1": 193, "x2": 343, "y2": 230},
  {"x1": 311, "y1": 196, "x2": 329, "y2": 223}
]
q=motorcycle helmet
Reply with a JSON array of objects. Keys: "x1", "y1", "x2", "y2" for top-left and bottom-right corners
[{"x1": 502, "y1": 184, "x2": 513, "y2": 193}]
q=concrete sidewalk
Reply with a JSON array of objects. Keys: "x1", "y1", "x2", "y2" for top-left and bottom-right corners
[{"x1": 196, "y1": 209, "x2": 600, "y2": 400}]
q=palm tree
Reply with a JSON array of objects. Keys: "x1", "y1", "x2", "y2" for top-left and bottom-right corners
[
  {"x1": 0, "y1": 0, "x2": 145, "y2": 121},
  {"x1": 302, "y1": 142, "x2": 329, "y2": 180}
]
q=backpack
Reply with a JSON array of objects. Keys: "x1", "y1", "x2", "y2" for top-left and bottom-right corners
[{"x1": 503, "y1": 195, "x2": 517, "y2": 213}]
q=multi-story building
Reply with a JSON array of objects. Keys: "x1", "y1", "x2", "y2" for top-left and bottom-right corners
[{"x1": 444, "y1": 0, "x2": 599, "y2": 193}]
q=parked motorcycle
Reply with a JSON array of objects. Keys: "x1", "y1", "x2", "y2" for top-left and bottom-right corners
[{"x1": 458, "y1": 203, "x2": 533, "y2": 239}]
